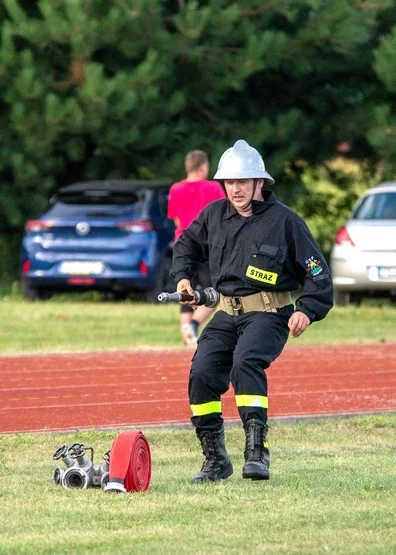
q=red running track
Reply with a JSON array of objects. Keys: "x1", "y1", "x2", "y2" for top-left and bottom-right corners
[{"x1": 0, "y1": 343, "x2": 395, "y2": 434}]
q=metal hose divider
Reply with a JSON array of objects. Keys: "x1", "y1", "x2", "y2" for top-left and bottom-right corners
[
  {"x1": 53, "y1": 444, "x2": 77, "y2": 486},
  {"x1": 100, "y1": 471, "x2": 110, "y2": 489},
  {"x1": 90, "y1": 450, "x2": 111, "y2": 488},
  {"x1": 62, "y1": 466, "x2": 90, "y2": 489},
  {"x1": 52, "y1": 437, "x2": 151, "y2": 492},
  {"x1": 58, "y1": 443, "x2": 95, "y2": 489},
  {"x1": 53, "y1": 466, "x2": 65, "y2": 486},
  {"x1": 99, "y1": 450, "x2": 110, "y2": 489}
]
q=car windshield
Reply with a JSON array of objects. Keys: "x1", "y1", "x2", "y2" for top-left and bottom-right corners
[
  {"x1": 46, "y1": 190, "x2": 144, "y2": 218},
  {"x1": 353, "y1": 192, "x2": 396, "y2": 220}
]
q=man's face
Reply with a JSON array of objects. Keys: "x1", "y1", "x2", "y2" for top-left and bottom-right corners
[{"x1": 224, "y1": 178, "x2": 263, "y2": 212}]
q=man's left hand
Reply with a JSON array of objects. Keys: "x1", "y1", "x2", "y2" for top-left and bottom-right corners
[{"x1": 288, "y1": 311, "x2": 310, "y2": 338}]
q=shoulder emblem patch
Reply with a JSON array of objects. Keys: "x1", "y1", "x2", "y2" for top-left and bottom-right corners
[{"x1": 305, "y1": 256, "x2": 323, "y2": 277}]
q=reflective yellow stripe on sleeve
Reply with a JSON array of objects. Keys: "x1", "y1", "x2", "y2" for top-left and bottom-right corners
[
  {"x1": 190, "y1": 401, "x2": 222, "y2": 417},
  {"x1": 235, "y1": 394, "x2": 268, "y2": 408}
]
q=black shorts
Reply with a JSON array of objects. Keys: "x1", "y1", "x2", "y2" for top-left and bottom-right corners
[{"x1": 181, "y1": 263, "x2": 212, "y2": 314}]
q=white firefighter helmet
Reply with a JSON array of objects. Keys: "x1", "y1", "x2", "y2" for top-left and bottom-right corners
[{"x1": 214, "y1": 139, "x2": 275, "y2": 184}]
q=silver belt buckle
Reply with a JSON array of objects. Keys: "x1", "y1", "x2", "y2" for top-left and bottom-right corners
[{"x1": 231, "y1": 296, "x2": 243, "y2": 315}]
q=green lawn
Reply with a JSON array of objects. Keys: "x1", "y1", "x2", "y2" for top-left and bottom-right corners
[
  {"x1": 0, "y1": 292, "x2": 395, "y2": 553},
  {"x1": 0, "y1": 414, "x2": 395, "y2": 554},
  {"x1": 0, "y1": 296, "x2": 395, "y2": 354}
]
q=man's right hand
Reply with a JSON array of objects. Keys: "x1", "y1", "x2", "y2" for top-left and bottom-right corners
[
  {"x1": 176, "y1": 279, "x2": 197, "y2": 308},
  {"x1": 177, "y1": 279, "x2": 193, "y2": 295}
]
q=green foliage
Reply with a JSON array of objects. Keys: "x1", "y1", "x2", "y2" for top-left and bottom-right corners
[
  {"x1": 374, "y1": 27, "x2": 396, "y2": 93},
  {"x1": 0, "y1": 232, "x2": 22, "y2": 281},
  {"x1": 291, "y1": 158, "x2": 378, "y2": 257},
  {"x1": 370, "y1": 25, "x2": 396, "y2": 174},
  {"x1": 1, "y1": 0, "x2": 396, "y2": 279}
]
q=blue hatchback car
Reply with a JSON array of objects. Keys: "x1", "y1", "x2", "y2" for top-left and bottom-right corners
[{"x1": 20, "y1": 180, "x2": 175, "y2": 301}]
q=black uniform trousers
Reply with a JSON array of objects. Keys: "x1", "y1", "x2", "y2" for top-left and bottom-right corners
[{"x1": 189, "y1": 305, "x2": 294, "y2": 431}]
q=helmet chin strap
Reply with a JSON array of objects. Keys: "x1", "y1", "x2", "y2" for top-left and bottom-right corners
[{"x1": 238, "y1": 179, "x2": 258, "y2": 212}]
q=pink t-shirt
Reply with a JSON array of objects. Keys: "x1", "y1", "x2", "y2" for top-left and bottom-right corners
[{"x1": 168, "y1": 179, "x2": 226, "y2": 239}]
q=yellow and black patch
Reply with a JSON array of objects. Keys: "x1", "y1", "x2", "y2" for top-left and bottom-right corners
[{"x1": 246, "y1": 265, "x2": 278, "y2": 285}]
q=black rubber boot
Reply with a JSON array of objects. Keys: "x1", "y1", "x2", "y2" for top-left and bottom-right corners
[
  {"x1": 242, "y1": 419, "x2": 270, "y2": 480},
  {"x1": 192, "y1": 427, "x2": 233, "y2": 483}
]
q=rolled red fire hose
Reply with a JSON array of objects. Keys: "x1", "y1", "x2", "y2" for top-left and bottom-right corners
[{"x1": 105, "y1": 431, "x2": 151, "y2": 493}]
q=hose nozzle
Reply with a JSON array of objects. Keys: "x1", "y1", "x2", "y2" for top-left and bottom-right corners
[{"x1": 158, "y1": 287, "x2": 219, "y2": 308}]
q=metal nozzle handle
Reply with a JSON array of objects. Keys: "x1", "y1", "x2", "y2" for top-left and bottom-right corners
[
  {"x1": 157, "y1": 288, "x2": 219, "y2": 308},
  {"x1": 157, "y1": 291, "x2": 195, "y2": 303}
]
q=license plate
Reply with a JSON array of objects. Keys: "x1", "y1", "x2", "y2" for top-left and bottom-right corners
[
  {"x1": 59, "y1": 261, "x2": 104, "y2": 275},
  {"x1": 378, "y1": 267, "x2": 396, "y2": 279}
]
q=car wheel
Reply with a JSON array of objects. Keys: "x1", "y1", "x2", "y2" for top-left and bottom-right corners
[
  {"x1": 334, "y1": 290, "x2": 350, "y2": 306},
  {"x1": 146, "y1": 256, "x2": 174, "y2": 304},
  {"x1": 20, "y1": 278, "x2": 38, "y2": 301},
  {"x1": 349, "y1": 293, "x2": 363, "y2": 306},
  {"x1": 37, "y1": 290, "x2": 53, "y2": 300},
  {"x1": 20, "y1": 279, "x2": 52, "y2": 301},
  {"x1": 102, "y1": 291, "x2": 128, "y2": 302}
]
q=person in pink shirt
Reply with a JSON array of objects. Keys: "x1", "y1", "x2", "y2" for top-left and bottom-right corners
[{"x1": 168, "y1": 150, "x2": 225, "y2": 345}]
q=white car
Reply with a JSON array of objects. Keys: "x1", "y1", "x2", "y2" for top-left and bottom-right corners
[{"x1": 330, "y1": 182, "x2": 396, "y2": 305}]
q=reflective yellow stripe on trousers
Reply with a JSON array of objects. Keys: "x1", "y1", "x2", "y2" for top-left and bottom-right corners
[
  {"x1": 190, "y1": 401, "x2": 222, "y2": 417},
  {"x1": 235, "y1": 394, "x2": 268, "y2": 408}
]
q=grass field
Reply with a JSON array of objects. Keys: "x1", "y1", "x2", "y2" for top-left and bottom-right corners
[
  {"x1": 1, "y1": 290, "x2": 395, "y2": 554},
  {"x1": 0, "y1": 295, "x2": 395, "y2": 353},
  {"x1": 0, "y1": 414, "x2": 395, "y2": 554}
]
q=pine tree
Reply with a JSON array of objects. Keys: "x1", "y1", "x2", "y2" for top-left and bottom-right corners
[{"x1": 0, "y1": 0, "x2": 395, "y2": 279}]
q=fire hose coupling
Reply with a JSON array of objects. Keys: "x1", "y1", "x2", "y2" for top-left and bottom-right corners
[
  {"x1": 158, "y1": 287, "x2": 219, "y2": 308},
  {"x1": 52, "y1": 431, "x2": 152, "y2": 493},
  {"x1": 52, "y1": 443, "x2": 109, "y2": 490}
]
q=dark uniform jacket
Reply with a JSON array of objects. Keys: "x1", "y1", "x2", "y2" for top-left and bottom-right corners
[{"x1": 171, "y1": 191, "x2": 334, "y2": 323}]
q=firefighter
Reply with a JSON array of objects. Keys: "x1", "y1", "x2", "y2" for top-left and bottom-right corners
[{"x1": 171, "y1": 139, "x2": 333, "y2": 483}]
